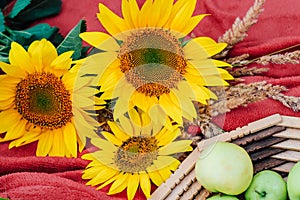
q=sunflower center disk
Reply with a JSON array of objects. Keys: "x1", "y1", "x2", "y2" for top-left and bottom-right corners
[
  {"x1": 119, "y1": 28, "x2": 187, "y2": 97},
  {"x1": 15, "y1": 72, "x2": 73, "y2": 129},
  {"x1": 115, "y1": 136, "x2": 159, "y2": 173}
]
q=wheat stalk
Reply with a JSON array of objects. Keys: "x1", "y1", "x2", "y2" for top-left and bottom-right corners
[
  {"x1": 255, "y1": 50, "x2": 300, "y2": 65},
  {"x1": 272, "y1": 93, "x2": 300, "y2": 112},
  {"x1": 216, "y1": 0, "x2": 266, "y2": 58},
  {"x1": 211, "y1": 81, "x2": 286, "y2": 116},
  {"x1": 228, "y1": 66, "x2": 269, "y2": 77}
]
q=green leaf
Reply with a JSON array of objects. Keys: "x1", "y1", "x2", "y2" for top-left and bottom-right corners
[
  {"x1": 81, "y1": 46, "x2": 90, "y2": 58},
  {"x1": 9, "y1": 0, "x2": 31, "y2": 18},
  {"x1": 24, "y1": 23, "x2": 58, "y2": 40},
  {"x1": 0, "y1": 54, "x2": 8, "y2": 63},
  {"x1": 0, "y1": 32, "x2": 13, "y2": 46},
  {"x1": 57, "y1": 19, "x2": 86, "y2": 60},
  {"x1": 9, "y1": 29, "x2": 32, "y2": 44},
  {"x1": 50, "y1": 32, "x2": 64, "y2": 47},
  {"x1": 0, "y1": 0, "x2": 7, "y2": 9},
  {"x1": 7, "y1": 0, "x2": 62, "y2": 29},
  {"x1": 0, "y1": 10, "x2": 4, "y2": 32}
]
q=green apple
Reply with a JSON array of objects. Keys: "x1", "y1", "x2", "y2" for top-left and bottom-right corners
[
  {"x1": 195, "y1": 142, "x2": 253, "y2": 195},
  {"x1": 207, "y1": 193, "x2": 239, "y2": 200},
  {"x1": 287, "y1": 161, "x2": 300, "y2": 200},
  {"x1": 245, "y1": 170, "x2": 287, "y2": 200}
]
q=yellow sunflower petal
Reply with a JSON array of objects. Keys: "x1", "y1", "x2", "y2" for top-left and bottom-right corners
[
  {"x1": 212, "y1": 59, "x2": 232, "y2": 67},
  {"x1": 166, "y1": 0, "x2": 186, "y2": 24},
  {"x1": 218, "y1": 68, "x2": 234, "y2": 80},
  {"x1": 0, "y1": 75, "x2": 21, "y2": 84},
  {"x1": 186, "y1": 61, "x2": 219, "y2": 76},
  {"x1": 82, "y1": 153, "x2": 96, "y2": 161},
  {"x1": 73, "y1": 93, "x2": 95, "y2": 108},
  {"x1": 36, "y1": 130, "x2": 53, "y2": 156},
  {"x1": 99, "y1": 66, "x2": 124, "y2": 92},
  {"x1": 98, "y1": 4, "x2": 128, "y2": 35},
  {"x1": 204, "y1": 75, "x2": 230, "y2": 86},
  {"x1": 114, "y1": 96, "x2": 133, "y2": 121},
  {"x1": 148, "y1": 104, "x2": 168, "y2": 132},
  {"x1": 156, "y1": 0, "x2": 173, "y2": 27},
  {"x1": 128, "y1": 108, "x2": 142, "y2": 127},
  {"x1": 80, "y1": 52, "x2": 118, "y2": 78},
  {"x1": 153, "y1": 157, "x2": 172, "y2": 172},
  {"x1": 0, "y1": 86, "x2": 15, "y2": 101},
  {"x1": 73, "y1": 109, "x2": 98, "y2": 140},
  {"x1": 157, "y1": 155, "x2": 181, "y2": 171},
  {"x1": 171, "y1": 88, "x2": 197, "y2": 121},
  {"x1": 139, "y1": 108, "x2": 152, "y2": 126},
  {"x1": 63, "y1": 122, "x2": 77, "y2": 157},
  {"x1": 181, "y1": 14, "x2": 208, "y2": 35},
  {"x1": 85, "y1": 160, "x2": 103, "y2": 168},
  {"x1": 83, "y1": 165, "x2": 106, "y2": 180},
  {"x1": 49, "y1": 129, "x2": 64, "y2": 156},
  {"x1": 127, "y1": 173, "x2": 140, "y2": 200},
  {"x1": 122, "y1": 0, "x2": 135, "y2": 28},
  {"x1": 128, "y1": 0, "x2": 140, "y2": 28},
  {"x1": 99, "y1": 59, "x2": 124, "y2": 84},
  {"x1": 147, "y1": 0, "x2": 161, "y2": 27},
  {"x1": 193, "y1": 37, "x2": 227, "y2": 57},
  {"x1": 138, "y1": 0, "x2": 153, "y2": 27},
  {"x1": 188, "y1": 83, "x2": 211, "y2": 102},
  {"x1": 147, "y1": 170, "x2": 164, "y2": 186},
  {"x1": 201, "y1": 86, "x2": 218, "y2": 99},
  {"x1": 0, "y1": 98, "x2": 14, "y2": 110},
  {"x1": 90, "y1": 138, "x2": 117, "y2": 151},
  {"x1": 2, "y1": 118, "x2": 26, "y2": 141},
  {"x1": 140, "y1": 114, "x2": 154, "y2": 136},
  {"x1": 169, "y1": 159, "x2": 181, "y2": 172},
  {"x1": 183, "y1": 38, "x2": 210, "y2": 60},
  {"x1": 185, "y1": 70, "x2": 227, "y2": 86},
  {"x1": 139, "y1": 172, "x2": 151, "y2": 198},
  {"x1": 97, "y1": 172, "x2": 122, "y2": 190},
  {"x1": 0, "y1": 61, "x2": 26, "y2": 78},
  {"x1": 107, "y1": 173, "x2": 129, "y2": 195},
  {"x1": 118, "y1": 115, "x2": 137, "y2": 136},
  {"x1": 159, "y1": 140, "x2": 193, "y2": 155},
  {"x1": 157, "y1": 166, "x2": 172, "y2": 182},
  {"x1": 87, "y1": 167, "x2": 118, "y2": 186},
  {"x1": 101, "y1": 131, "x2": 123, "y2": 146},
  {"x1": 77, "y1": 135, "x2": 85, "y2": 152},
  {"x1": 50, "y1": 51, "x2": 73, "y2": 74},
  {"x1": 156, "y1": 127, "x2": 180, "y2": 146},
  {"x1": 107, "y1": 121, "x2": 130, "y2": 141},
  {"x1": 153, "y1": 125, "x2": 168, "y2": 138},
  {"x1": 9, "y1": 42, "x2": 34, "y2": 73},
  {"x1": 94, "y1": 96, "x2": 106, "y2": 106},
  {"x1": 159, "y1": 93, "x2": 183, "y2": 124},
  {"x1": 9, "y1": 130, "x2": 40, "y2": 148},
  {"x1": 80, "y1": 32, "x2": 120, "y2": 51},
  {"x1": 28, "y1": 39, "x2": 58, "y2": 72},
  {"x1": 170, "y1": 0, "x2": 196, "y2": 33},
  {"x1": 0, "y1": 109, "x2": 21, "y2": 133},
  {"x1": 91, "y1": 150, "x2": 115, "y2": 165},
  {"x1": 131, "y1": 92, "x2": 154, "y2": 112}
]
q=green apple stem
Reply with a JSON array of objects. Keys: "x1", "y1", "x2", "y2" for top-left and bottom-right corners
[{"x1": 255, "y1": 190, "x2": 266, "y2": 197}]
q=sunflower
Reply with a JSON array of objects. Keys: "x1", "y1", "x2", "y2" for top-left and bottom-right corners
[
  {"x1": 80, "y1": 0, "x2": 233, "y2": 125},
  {"x1": 82, "y1": 109, "x2": 192, "y2": 200},
  {"x1": 0, "y1": 39, "x2": 98, "y2": 157}
]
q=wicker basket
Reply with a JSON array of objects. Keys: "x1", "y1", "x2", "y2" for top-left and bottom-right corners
[{"x1": 149, "y1": 114, "x2": 300, "y2": 200}]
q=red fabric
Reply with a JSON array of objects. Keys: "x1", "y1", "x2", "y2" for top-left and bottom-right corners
[{"x1": 1, "y1": 0, "x2": 300, "y2": 199}]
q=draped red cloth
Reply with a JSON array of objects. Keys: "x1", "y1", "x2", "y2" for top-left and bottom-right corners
[{"x1": 1, "y1": 0, "x2": 300, "y2": 199}]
